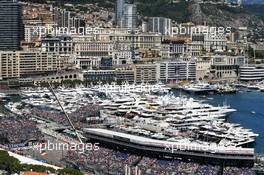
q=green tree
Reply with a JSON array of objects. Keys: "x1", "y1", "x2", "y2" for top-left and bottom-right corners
[
  {"x1": 0, "y1": 150, "x2": 81, "y2": 174},
  {"x1": 0, "y1": 150, "x2": 21, "y2": 173},
  {"x1": 58, "y1": 167, "x2": 83, "y2": 175}
]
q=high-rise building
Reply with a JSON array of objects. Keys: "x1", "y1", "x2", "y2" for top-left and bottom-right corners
[
  {"x1": 0, "y1": 0, "x2": 24, "y2": 50},
  {"x1": 115, "y1": 0, "x2": 125, "y2": 26},
  {"x1": 146, "y1": 17, "x2": 172, "y2": 35},
  {"x1": 53, "y1": 7, "x2": 70, "y2": 28},
  {"x1": 122, "y1": 3, "x2": 137, "y2": 29},
  {"x1": 53, "y1": 7, "x2": 85, "y2": 29},
  {"x1": 115, "y1": 0, "x2": 137, "y2": 29}
]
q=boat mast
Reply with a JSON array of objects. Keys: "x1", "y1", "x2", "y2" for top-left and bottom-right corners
[{"x1": 48, "y1": 82, "x2": 83, "y2": 143}]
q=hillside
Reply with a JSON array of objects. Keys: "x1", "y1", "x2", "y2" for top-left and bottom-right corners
[
  {"x1": 189, "y1": 2, "x2": 264, "y2": 30},
  {"x1": 244, "y1": 4, "x2": 264, "y2": 21},
  {"x1": 23, "y1": 0, "x2": 264, "y2": 30},
  {"x1": 135, "y1": 0, "x2": 189, "y2": 23},
  {"x1": 37, "y1": 0, "x2": 189, "y2": 23}
]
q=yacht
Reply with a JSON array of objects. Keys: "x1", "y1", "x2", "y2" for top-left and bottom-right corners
[
  {"x1": 19, "y1": 84, "x2": 258, "y2": 157},
  {"x1": 247, "y1": 85, "x2": 259, "y2": 90},
  {"x1": 94, "y1": 83, "x2": 170, "y2": 94},
  {"x1": 182, "y1": 83, "x2": 217, "y2": 94},
  {"x1": 0, "y1": 93, "x2": 7, "y2": 98}
]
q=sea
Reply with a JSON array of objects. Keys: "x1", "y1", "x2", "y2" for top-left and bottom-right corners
[
  {"x1": 1, "y1": 90, "x2": 264, "y2": 153},
  {"x1": 208, "y1": 90, "x2": 264, "y2": 154},
  {"x1": 173, "y1": 89, "x2": 264, "y2": 154}
]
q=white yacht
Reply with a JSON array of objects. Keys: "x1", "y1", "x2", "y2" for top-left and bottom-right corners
[
  {"x1": 18, "y1": 84, "x2": 258, "y2": 154},
  {"x1": 0, "y1": 93, "x2": 7, "y2": 98},
  {"x1": 182, "y1": 83, "x2": 217, "y2": 93}
]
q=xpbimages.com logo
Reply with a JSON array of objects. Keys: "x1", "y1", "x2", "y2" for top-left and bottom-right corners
[
  {"x1": 30, "y1": 25, "x2": 232, "y2": 38},
  {"x1": 164, "y1": 143, "x2": 218, "y2": 153},
  {"x1": 166, "y1": 25, "x2": 232, "y2": 37},
  {"x1": 33, "y1": 141, "x2": 100, "y2": 154},
  {"x1": 28, "y1": 25, "x2": 102, "y2": 38}
]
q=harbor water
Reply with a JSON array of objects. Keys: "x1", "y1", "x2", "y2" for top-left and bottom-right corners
[
  {"x1": 173, "y1": 89, "x2": 264, "y2": 153},
  {"x1": 207, "y1": 90, "x2": 264, "y2": 153}
]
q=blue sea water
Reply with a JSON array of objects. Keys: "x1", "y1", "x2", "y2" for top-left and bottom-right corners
[{"x1": 191, "y1": 90, "x2": 264, "y2": 153}]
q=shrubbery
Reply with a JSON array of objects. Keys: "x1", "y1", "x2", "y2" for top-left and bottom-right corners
[{"x1": 0, "y1": 150, "x2": 83, "y2": 175}]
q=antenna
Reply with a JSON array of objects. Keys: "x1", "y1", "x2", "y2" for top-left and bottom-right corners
[{"x1": 48, "y1": 82, "x2": 83, "y2": 143}]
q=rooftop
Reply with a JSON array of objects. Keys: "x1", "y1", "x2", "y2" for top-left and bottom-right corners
[{"x1": 22, "y1": 172, "x2": 48, "y2": 175}]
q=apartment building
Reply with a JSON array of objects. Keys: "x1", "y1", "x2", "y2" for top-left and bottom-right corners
[
  {"x1": 161, "y1": 40, "x2": 186, "y2": 58},
  {"x1": 134, "y1": 64, "x2": 157, "y2": 84},
  {"x1": 0, "y1": 51, "x2": 66, "y2": 79},
  {"x1": 109, "y1": 32, "x2": 162, "y2": 51},
  {"x1": 196, "y1": 57, "x2": 212, "y2": 80},
  {"x1": 239, "y1": 66, "x2": 264, "y2": 81},
  {"x1": 157, "y1": 60, "x2": 196, "y2": 83},
  {"x1": 211, "y1": 55, "x2": 246, "y2": 80},
  {"x1": 204, "y1": 33, "x2": 227, "y2": 52},
  {"x1": 41, "y1": 36, "x2": 74, "y2": 54}
]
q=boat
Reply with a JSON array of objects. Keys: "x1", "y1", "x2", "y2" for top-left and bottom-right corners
[
  {"x1": 216, "y1": 84, "x2": 237, "y2": 94},
  {"x1": 0, "y1": 93, "x2": 7, "y2": 98},
  {"x1": 247, "y1": 85, "x2": 259, "y2": 90},
  {"x1": 17, "y1": 84, "x2": 258, "y2": 162},
  {"x1": 260, "y1": 86, "x2": 264, "y2": 92},
  {"x1": 182, "y1": 83, "x2": 217, "y2": 94}
]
